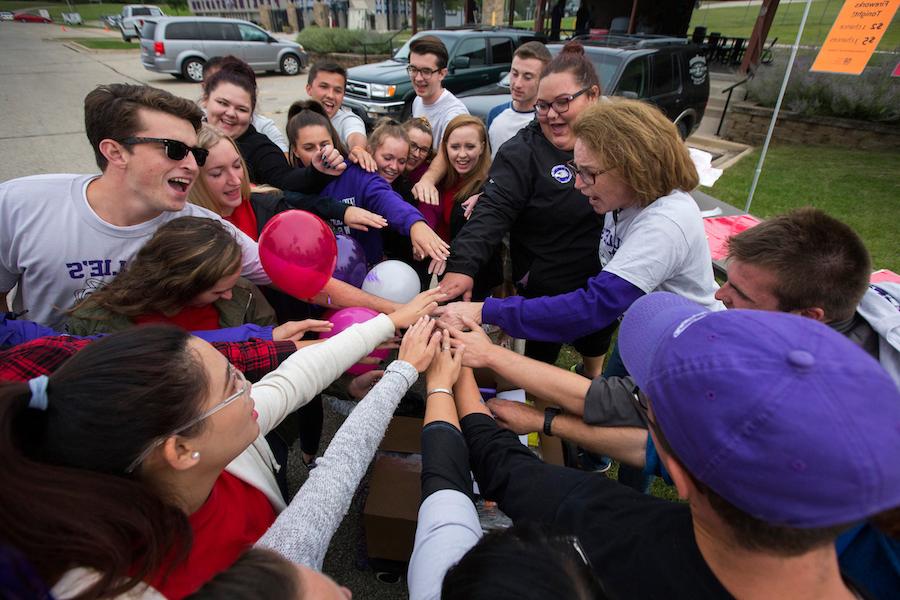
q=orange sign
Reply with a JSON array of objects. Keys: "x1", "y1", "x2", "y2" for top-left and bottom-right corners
[{"x1": 811, "y1": 0, "x2": 899, "y2": 74}]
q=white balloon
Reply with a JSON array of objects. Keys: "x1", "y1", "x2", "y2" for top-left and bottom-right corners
[{"x1": 361, "y1": 260, "x2": 421, "y2": 304}]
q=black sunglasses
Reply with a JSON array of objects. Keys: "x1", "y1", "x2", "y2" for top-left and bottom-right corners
[{"x1": 118, "y1": 137, "x2": 209, "y2": 167}]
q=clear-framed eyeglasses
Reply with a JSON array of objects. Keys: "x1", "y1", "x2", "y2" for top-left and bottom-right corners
[{"x1": 124, "y1": 364, "x2": 251, "y2": 473}]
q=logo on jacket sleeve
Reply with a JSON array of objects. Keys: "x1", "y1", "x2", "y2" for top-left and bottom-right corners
[{"x1": 551, "y1": 164, "x2": 573, "y2": 184}]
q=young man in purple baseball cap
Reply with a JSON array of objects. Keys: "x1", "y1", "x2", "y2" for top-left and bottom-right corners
[{"x1": 453, "y1": 291, "x2": 900, "y2": 598}]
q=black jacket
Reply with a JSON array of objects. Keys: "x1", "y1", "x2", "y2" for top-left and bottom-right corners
[
  {"x1": 236, "y1": 124, "x2": 333, "y2": 193},
  {"x1": 446, "y1": 120, "x2": 603, "y2": 297},
  {"x1": 462, "y1": 413, "x2": 734, "y2": 599}
]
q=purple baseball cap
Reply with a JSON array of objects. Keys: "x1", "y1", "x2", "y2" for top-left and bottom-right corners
[{"x1": 619, "y1": 292, "x2": 900, "y2": 528}]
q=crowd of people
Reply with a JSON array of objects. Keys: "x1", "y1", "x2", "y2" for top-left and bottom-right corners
[{"x1": 0, "y1": 34, "x2": 898, "y2": 600}]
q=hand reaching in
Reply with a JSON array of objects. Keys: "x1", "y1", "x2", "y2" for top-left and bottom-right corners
[{"x1": 397, "y1": 315, "x2": 441, "y2": 372}]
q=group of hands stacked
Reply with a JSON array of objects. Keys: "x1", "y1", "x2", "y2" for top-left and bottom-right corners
[{"x1": 273, "y1": 287, "x2": 536, "y2": 432}]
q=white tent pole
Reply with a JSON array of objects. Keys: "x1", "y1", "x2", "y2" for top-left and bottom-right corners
[{"x1": 745, "y1": 0, "x2": 814, "y2": 213}]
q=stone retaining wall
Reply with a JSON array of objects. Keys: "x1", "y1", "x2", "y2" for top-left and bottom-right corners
[
  {"x1": 307, "y1": 52, "x2": 391, "y2": 69},
  {"x1": 723, "y1": 103, "x2": 900, "y2": 150}
]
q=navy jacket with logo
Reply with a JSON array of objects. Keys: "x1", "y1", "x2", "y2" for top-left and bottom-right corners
[{"x1": 446, "y1": 120, "x2": 603, "y2": 297}]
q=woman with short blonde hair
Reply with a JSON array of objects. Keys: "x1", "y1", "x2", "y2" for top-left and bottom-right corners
[
  {"x1": 441, "y1": 97, "x2": 720, "y2": 353},
  {"x1": 572, "y1": 99, "x2": 699, "y2": 207}
]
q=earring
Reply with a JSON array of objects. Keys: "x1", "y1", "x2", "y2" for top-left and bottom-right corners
[{"x1": 191, "y1": 451, "x2": 200, "y2": 460}]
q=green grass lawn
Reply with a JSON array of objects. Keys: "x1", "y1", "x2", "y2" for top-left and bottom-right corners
[
  {"x1": 703, "y1": 144, "x2": 900, "y2": 272},
  {"x1": 60, "y1": 36, "x2": 139, "y2": 49},
  {"x1": 0, "y1": 1, "x2": 191, "y2": 21},
  {"x1": 690, "y1": 0, "x2": 900, "y2": 49}
]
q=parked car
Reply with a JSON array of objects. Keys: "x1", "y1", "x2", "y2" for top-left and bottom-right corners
[
  {"x1": 459, "y1": 36, "x2": 710, "y2": 139},
  {"x1": 0, "y1": 11, "x2": 15, "y2": 21},
  {"x1": 342, "y1": 27, "x2": 545, "y2": 126},
  {"x1": 13, "y1": 11, "x2": 53, "y2": 24},
  {"x1": 102, "y1": 14, "x2": 123, "y2": 28},
  {"x1": 140, "y1": 16, "x2": 308, "y2": 82},
  {"x1": 120, "y1": 4, "x2": 164, "y2": 41}
]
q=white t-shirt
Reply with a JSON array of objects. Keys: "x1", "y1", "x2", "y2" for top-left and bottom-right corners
[
  {"x1": 331, "y1": 108, "x2": 367, "y2": 147},
  {"x1": 0, "y1": 174, "x2": 268, "y2": 328},
  {"x1": 412, "y1": 89, "x2": 469, "y2": 150},
  {"x1": 601, "y1": 190, "x2": 722, "y2": 311},
  {"x1": 488, "y1": 106, "x2": 535, "y2": 158},
  {"x1": 253, "y1": 113, "x2": 289, "y2": 152}
]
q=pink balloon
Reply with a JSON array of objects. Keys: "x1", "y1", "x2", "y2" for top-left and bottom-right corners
[
  {"x1": 259, "y1": 210, "x2": 336, "y2": 299},
  {"x1": 319, "y1": 307, "x2": 390, "y2": 375}
]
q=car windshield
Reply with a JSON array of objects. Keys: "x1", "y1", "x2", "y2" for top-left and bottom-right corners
[
  {"x1": 498, "y1": 48, "x2": 622, "y2": 90},
  {"x1": 392, "y1": 33, "x2": 457, "y2": 63}
]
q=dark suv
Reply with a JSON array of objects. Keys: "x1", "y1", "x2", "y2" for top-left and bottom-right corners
[
  {"x1": 459, "y1": 36, "x2": 710, "y2": 139},
  {"x1": 342, "y1": 28, "x2": 544, "y2": 126}
]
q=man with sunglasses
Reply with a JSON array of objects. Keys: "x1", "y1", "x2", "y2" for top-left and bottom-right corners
[
  {"x1": 0, "y1": 83, "x2": 270, "y2": 329},
  {"x1": 455, "y1": 291, "x2": 900, "y2": 599}
]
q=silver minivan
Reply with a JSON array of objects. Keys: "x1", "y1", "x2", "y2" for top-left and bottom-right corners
[{"x1": 140, "y1": 16, "x2": 308, "y2": 83}]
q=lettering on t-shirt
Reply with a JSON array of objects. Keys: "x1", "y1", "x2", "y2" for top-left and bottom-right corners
[
  {"x1": 600, "y1": 225, "x2": 622, "y2": 262},
  {"x1": 330, "y1": 196, "x2": 358, "y2": 237},
  {"x1": 66, "y1": 259, "x2": 128, "y2": 280}
]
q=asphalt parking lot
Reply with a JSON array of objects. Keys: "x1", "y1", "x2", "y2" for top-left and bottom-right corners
[
  {"x1": 0, "y1": 22, "x2": 308, "y2": 181},
  {"x1": 0, "y1": 21, "x2": 410, "y2": 598}
]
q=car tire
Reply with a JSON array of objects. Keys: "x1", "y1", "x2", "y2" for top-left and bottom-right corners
[
  {"x1": 280, "y1": 54, "x2": 301, "y2": 76},
  {"x1": 181, "y1": 58, "x2": 205, "y2": 83},
  {"x1": 676, "y1": 119, "x2": 690, "y2": 141}
]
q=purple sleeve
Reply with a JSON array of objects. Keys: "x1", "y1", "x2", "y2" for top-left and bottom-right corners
[
  {"x1": 361, "y1": 171, "x2": 425, "y2": 234},
  {"x1": 1, "y1": 315, "x2": 65, "y2": 345},
  {"x1": 192, "y1": 324, "x2": 274, "y2": 343},
  {"x1": 481, "y1": 271, "x2": 644, "y2": 342}
]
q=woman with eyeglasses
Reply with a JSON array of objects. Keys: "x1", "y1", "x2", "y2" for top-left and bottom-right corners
[
  {"x1": 439, "y1": 99, "x2": 720, "y2": 356},
  {"x1": 436, "y1": 42, "x2": 613, "y2": 377},
  {"x1": 402, "y1": 117, "x2": 435, "y2": 183},
  {"x1": 0, "y1": 291, "x2": 441, "y2": 599}
]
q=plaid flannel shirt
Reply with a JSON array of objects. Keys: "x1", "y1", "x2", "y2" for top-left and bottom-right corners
[{"x1": 0, "y1": 336, "x2": 295, "y2": 382}]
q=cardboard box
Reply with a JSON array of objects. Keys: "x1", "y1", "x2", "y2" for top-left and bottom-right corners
[
  {"x1": 363, "y1": 452, "x2": 422, "y2": 563},
  {"x1": 379, "y1": 416, "x2": 423, "y2": 454}
]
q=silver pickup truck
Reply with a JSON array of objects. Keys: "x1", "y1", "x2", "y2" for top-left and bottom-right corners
[{"x1": 120, "y1": 5, "x2": 164, "y2": 41}]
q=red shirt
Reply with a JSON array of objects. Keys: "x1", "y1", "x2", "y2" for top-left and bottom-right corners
[
  {"x1": 426, "y1": 184, "x2": 459, "y2": 243},
  {"x1": 223, "y1": 199, "x2": 259, "y2": 241},
  {"x1": 148, "y1": 471, "x2": 276, "y2": 599},
  {"x1": 134, "y1": 304, "x2": 221, "y2": 331}
]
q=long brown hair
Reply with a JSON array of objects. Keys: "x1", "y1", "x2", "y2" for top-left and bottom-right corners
[
  {"x1": 285, "y1": 99, "x2": 347, "y2": 167},
  {"x1": 438, "y1": 115, "x2": 491, "y2": 204},
  {"x1": 189, "y1": 124, "x2": 253, "y2": 216},
  {"x1": 0, "y1": 326, "x2": 209, "y2": 598},
  {"x1": 71, "y1": 217, "x2": 242, "y2": 318}
]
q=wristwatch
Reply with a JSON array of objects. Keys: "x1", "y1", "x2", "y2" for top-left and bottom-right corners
[{"x1": 544, "y1": 407, "x2": 562, "y2": 436}]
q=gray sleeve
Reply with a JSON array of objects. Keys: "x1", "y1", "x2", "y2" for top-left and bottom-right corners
[
  {"x1": 407, "y1": 489, "x2": 482, "y2": 600},
  {"x1": 582, "y1": 375, "x2": 647, "y2": 428},
  {"x1": 255, "y1": 360, "x2": 418, "y2": 569}
]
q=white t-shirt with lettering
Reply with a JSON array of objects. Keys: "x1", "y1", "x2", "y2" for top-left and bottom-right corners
[
  {"x1": 412, "y1": 89, "x2": 469, "y2": 150},
  {"x1": 600, "y1": 189, "x2": 722, "y2": 311},
  {"x1": 0, "y1": 174, "x2": 268, "y2": 328}
]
